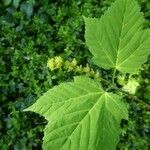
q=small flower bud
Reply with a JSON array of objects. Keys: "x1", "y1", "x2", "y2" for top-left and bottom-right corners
[
  {"x1": 71, "y1": 58, "x2": 77, "y2": 67},
  {"x1": 83, "y1": 64, "x2": 90, "y2": 73},
  {"x1": 75, "y1": 65, "x2": 83, "y2": 73},
  {"x1": 117, "y1": 75, "x2": 126, "y2": 86},
  {"x1": 94, "y1": 71, "x2": 100, "y2": 79},
  {"x1": 89, "y1": 69, "x2": 95, "y2": 77}
]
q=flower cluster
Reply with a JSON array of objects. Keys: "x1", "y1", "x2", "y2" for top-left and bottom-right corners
[
  {"x1": 122, "y1": 78, "x2": 139, "y2": 94},
  {"x1": 122, "y1": 79, "x2": 139, "y2": 94},
  {"x1": 47, "y1": 56, "x2": 64, "y2": 71},
  {"x1": 47, "y1": 56, "x2": 100, "y2": 80},
  {"x1": 65, "y1": 59, "x2": 77, "y2": 71},
  {"x1": 117, "y1": 75, "x2": 139, "y2": 94}
]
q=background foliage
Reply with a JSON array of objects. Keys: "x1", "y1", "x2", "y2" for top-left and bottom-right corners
[{"x1": 0, "y1": 0, "x2": 149, "y2": 149}]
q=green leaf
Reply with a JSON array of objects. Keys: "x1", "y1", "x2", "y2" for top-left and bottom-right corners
[
  {"x1": 13, "y1": 0, "x2": 20, "y2": 8},
  {"x1": 25, "y1": 76, "x2": 128, "y2": 150},
  {"x1": 84, "y1": 0, "x2": 150, "y2": 74},
  {"x1": 3, "y1": 0, "x2": 12, "y2": 6}
]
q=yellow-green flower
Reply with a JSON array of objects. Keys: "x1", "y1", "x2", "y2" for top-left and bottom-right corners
[
  {"x1": 55, "y1": 56, "x2": 63, "y2": 69},
  {"x1": 89, "y1": 69, "x2": 95, "y2": 77},
  {"x1": 47, "y1": 58, "x2": 55, "y2": 71},
  {"x1": 71, "y1": 58, "x2": 77, "y2": 67},
  {"x1": 117, "y1": 75, "x2": 126, "y2": 86},
  {"x1": 122, "y1": 79, "x2": 139, "y2": 94},
  {"x1": 47, "y1": 56, "x2": 63, "y2": 71},
  {"x1": 94, "y1": 71, "x2": 100, "y2": 79},
  {"x1": 83, "y1": 64, "x2": 90, "y2": 73},
  {"x1": 47, "y1": 56, "x2": 101, "y2": 81},
  {"x1": 75, "y1": 65, "x2": 83, "y2": 73},
  {"x1": 65, "y1": 58, "x2": 77, "y2": 71}
]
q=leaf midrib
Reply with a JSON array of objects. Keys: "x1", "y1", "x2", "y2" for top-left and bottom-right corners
[
  {"x1": 115, "y1": 0, "x2": 127, "y2": 68},
  {"x1": 60, "y1": 92, "x2": 106, "y2": 150}
]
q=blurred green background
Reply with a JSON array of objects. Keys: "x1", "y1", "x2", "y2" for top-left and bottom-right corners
[{"x1": 0, "y1": 0, "x2": 150, "y2": 149}]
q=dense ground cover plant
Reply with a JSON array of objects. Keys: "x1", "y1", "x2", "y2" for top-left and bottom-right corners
[
  {"x1": 0, "y1": 0, "x2": 150, "y2": 149},
  {"x1": 24, "y1": 0, "x2": 150, "y2": 149}
]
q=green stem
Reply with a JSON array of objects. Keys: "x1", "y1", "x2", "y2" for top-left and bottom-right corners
[{"x1": 99, "y1": 77, "x2": 111, "y2": 85}]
